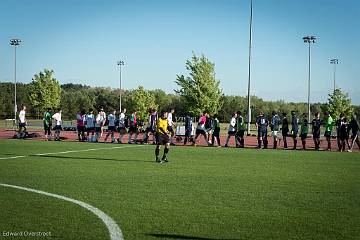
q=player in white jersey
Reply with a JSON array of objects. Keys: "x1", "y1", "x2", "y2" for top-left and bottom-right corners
[
  {"x1": 94, "y1": 112, "x2": 102, "y2": 142},
  {"x1": 104, "y1": 110, "x2": 117, "y2": 143},
  {"x1": 167, "y1": 108, "x2": 175, "y2": 145},
  {"x1": 85, "y1": 109, "x2": 95, "y2": 142},
  {"x1": 117, "y1": 108, "x2": 127, "y2": 143},
  {"x1": 18, "y1": 105, "x2": 27, "y2": 137},
  {"x1": 224, "y1": 112, "x2": 237, "y2": 147},
  {"x1": 99, "y1": 108, "x2": 107, "y2": 138},
  {"x1": 52, "y1": 108, "x2": 62, "y2": 141}
]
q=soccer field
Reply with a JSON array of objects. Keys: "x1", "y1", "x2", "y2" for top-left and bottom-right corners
[{"x1": 0, "y1": 139, "x2": 359, "y2": 240}]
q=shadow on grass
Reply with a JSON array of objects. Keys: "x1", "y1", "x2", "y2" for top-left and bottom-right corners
[
  {"x1": 32, "y1": 154, "x2": 153, "y2": 163},
  {"x1": 145, "y1": 233, "x2": 240, "y2": 240}
]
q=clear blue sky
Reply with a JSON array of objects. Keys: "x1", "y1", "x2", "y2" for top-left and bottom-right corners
[{"x1": 1, "y1": 0, "x2": 359, "y2": 104}]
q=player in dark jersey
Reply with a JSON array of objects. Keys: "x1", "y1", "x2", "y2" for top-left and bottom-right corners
[
  {"x1": 311, "y1": 112, "x2": 322, "y2": 150},
  {"x1": 142, "y1": 108, "x2": 157, "y2": 144},
  {"x1": 336, "y1": 113, "x2": 351, "y2": 151},
  {"x1": 212, "y1": 114, "x2": 221, "y2": 147},
  {"x1": 337, "y1": 114, "x2": 349, "y2": 152},
  {"x1": 348, "y1": 114, "x2": 360, "y2": 152},
  {"x1": 291, "y1": 111, "x2": 299, "y2": 150},
  {"x1": 270, "y1": 111, "x2": 281, "y2": 149},
  {"x1": 184, "y1": 113, "x2": 195, "y2": 145},
  {"x1": 43, "y1": 108, "x2": 52, "y2": 141},
  {"x1": 205, "y1": 115, "x2": 214, "y2": 145},
  {"x1": 281, "y1": 112, "x2": 289, "y2": 149},
  {"x1": 300, "y1": 113, "x2": 309, "y2": 150},
  {"x1": 256, "y1": 112, "x2": 268, "y2": 149},
  {"x1": 236, "y1": 111, "x2": 246, "y2": 148}
]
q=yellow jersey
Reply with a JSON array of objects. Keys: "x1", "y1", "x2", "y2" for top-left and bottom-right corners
[{"x1": 157, "y1": 118, "x2": 168, "y2": 134}]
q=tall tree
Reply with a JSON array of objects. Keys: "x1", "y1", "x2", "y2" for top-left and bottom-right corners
[
  {"x1": 325, "y1": 88, "x2": 354, "y2": 120},
  {"x1": 28, "y1": 69, "x2": 61, "y2": 116},
  {"x1": 127, "y1": 86, "x2": 158, "y2": 121},
  {"x1": 175, "y1": 53, "x2": 223, "y2": 116}
]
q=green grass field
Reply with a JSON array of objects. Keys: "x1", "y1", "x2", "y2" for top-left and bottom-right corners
[{"x1": 0, "y1": 139, "x2": 359, "y2": 240}]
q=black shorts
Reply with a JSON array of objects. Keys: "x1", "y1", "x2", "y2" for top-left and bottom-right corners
[
  {"x1": 128, "y1": 126, "x2": 138, "y2": 133},
  {"x1": 44, "y1": 124, "x2": 51, "y2": 131},
  {"x1": 228, "y1": 131, "x2": 236, "y2": 136},
  {"x1": 167, "y1": 126, "x2": 174, "y2": 133},
  {"x1": 54, "y1": 125, "x2": 62, "y2": 131},
  {"x1": 339, "y1": 133, "x2": 349, "y2": 141},
  {"x1": 282, "y1": 130, "x2": 288, "y2": 137},
  {"x1": 77, "y1": 126, "x2": 85, "y2": 132},
  {"x1": 118, "y1": 126, "x2": 126, "y2": 132},
  {"x1": 146, "y1": 127, "x2": 156, "y2": 133},
  {"x1": 87, "y1": 127, "x2": 95, "y2": 133},
  {"x1": 156, "y1": 133, "x2": 170, "y2": 145},
  {"x1": 258, "y1": 130, "x2": 267, "y2": 138},
  {"x1": 19, "y1": 122, "x2": 26, "y2": 128},
  {"x1": 300, "y1": 133, "x2": 307, "y2": 140},
  {"x1": 324, "y1": 131, "x2": 331, "y2": 138},
  {"x1": 236, "y1": 130, "x2": 245, "y2": 137},
  {"x1": 95, "y1": 127, "x2": 101, "y2": 133},
  {"x1": 196, "y1": 129, "x2": 206, "y2": 135},
  {"x1": 108, "y1": 126, "x2": 116, "y2": 132},
  {"x1": 213, "y1": 130, "x2": 220, "y2": 137},
  {"x1": 44, "y1": 124, "x2": 51, "y2": 134},
  {"x1": 185, "y1": 129, "x2": 192, "y2": 137},
  {"x1": 313, "y1": 133, "x2": 320, "y2": 139}
]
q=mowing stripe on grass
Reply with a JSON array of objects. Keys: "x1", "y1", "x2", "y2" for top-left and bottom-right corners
[
  {"x1": 0, "y1": 144, "x2": 146, "y2": 160},
  {"x1": 0, "y1": 183, "x2": 124, "y2": 240},
  {"x1": 0, "y1": 155, "x2": 26, "y2": 160}
]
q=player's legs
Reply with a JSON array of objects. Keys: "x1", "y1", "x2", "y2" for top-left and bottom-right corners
[
  {"x1": 128, "y1": 128, "x2": 133, "y2": 144},
  {"x1": 263, "y1": 132, "x2": 268, "y2": 149},
  {"x1": 301, "y1": 134, "x2": 307, "y2": 150},
  {"x1": 155, "y1": 143, "x2": 161, "y2": 162},
  {"x1": 282, "y1": 132, "x2": 288, "y2": 149},
  {"x1": 272, "y1": 131, "x2": 278, "y2": 149},
  {"x1": 325, "y1": 131, "x2": 331, "y2": 150},
  {"x1": 291, "y1": 133, "x2": 297, "y2": 150},
  {"x1": 257, "y1": 130, "x2": 263, "y2": 149}
]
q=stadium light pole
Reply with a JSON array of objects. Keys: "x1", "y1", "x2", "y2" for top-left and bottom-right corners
[
  {"x1": 10, "y1": 38, "x2": 21, "y2": 126},
  {"x1": 330, "y1": 59, "x2": 339, "y2": 92},
  {"x1": 117, "y1": 60, "x2": 124, "y2": 113},
  {"x1": 302, "y1": 35, "x2": 316, "y2": 124},
  {"x1": 246, "y1": 0, "x2": 253, "y2": 135}
]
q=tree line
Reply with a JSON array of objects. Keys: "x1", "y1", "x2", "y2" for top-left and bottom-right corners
[
  {"x1": 1, "y1": 81, "x2": 358, "y2": 123},
  {"x1": 0, "y1": 53, "x2": 358, "y2": 122}
]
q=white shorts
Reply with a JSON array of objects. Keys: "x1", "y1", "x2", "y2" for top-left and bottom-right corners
[{"x1": 271, "y1": 131, "x2": 278, "y2": 137}]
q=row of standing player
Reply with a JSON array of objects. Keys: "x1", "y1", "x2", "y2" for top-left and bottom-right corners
[
  {"x1": 224, "y1": 110, "x2": 359, "y2": 152},
  {"x1": 179, "y1": 110, "x2": 359, "y2": 152},
  {"x1": 72, "y1": 108, "x2": 177, "y2": 145},
  {"x1": 18, "y1": 105, "x2": 360, "y2": 152},
  {"x1": 17, "y1": 106, "x2": 63, "y2": 141}
]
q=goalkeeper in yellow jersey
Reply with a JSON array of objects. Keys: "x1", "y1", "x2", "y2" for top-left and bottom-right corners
[{"x1": 155, "y1": 111, "x2": 171, "y2": 163}]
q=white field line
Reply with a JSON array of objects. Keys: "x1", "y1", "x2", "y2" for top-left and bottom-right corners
[
  {"x1": 0, "y1": 183, "x2": 123, "y2": 240},
  {"x1": 0, "y1": 145, "x2": 145, "y2": 160},
  {"x1": 34, "y1": 145, "x2": 145, "y2": 156}
]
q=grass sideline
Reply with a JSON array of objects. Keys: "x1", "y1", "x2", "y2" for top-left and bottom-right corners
[{"x1": 0, "y1": 139, "x2": 359, "y2": 240}]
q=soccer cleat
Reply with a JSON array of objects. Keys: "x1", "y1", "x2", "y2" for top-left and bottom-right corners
[
  {"x1": 156, "y1": 157, "x2": 160, "y2": 163},
  {"x1": 162, "y1": 157, "x2": 169, "y2": 163}
]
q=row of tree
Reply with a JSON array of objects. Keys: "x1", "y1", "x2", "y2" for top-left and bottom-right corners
[
  {"x1": 0, "y1": 53, "x2": 358, "y2": 122},
  {"x1": 1, "y1": 81, "x2": 358, "y2": 123}
]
